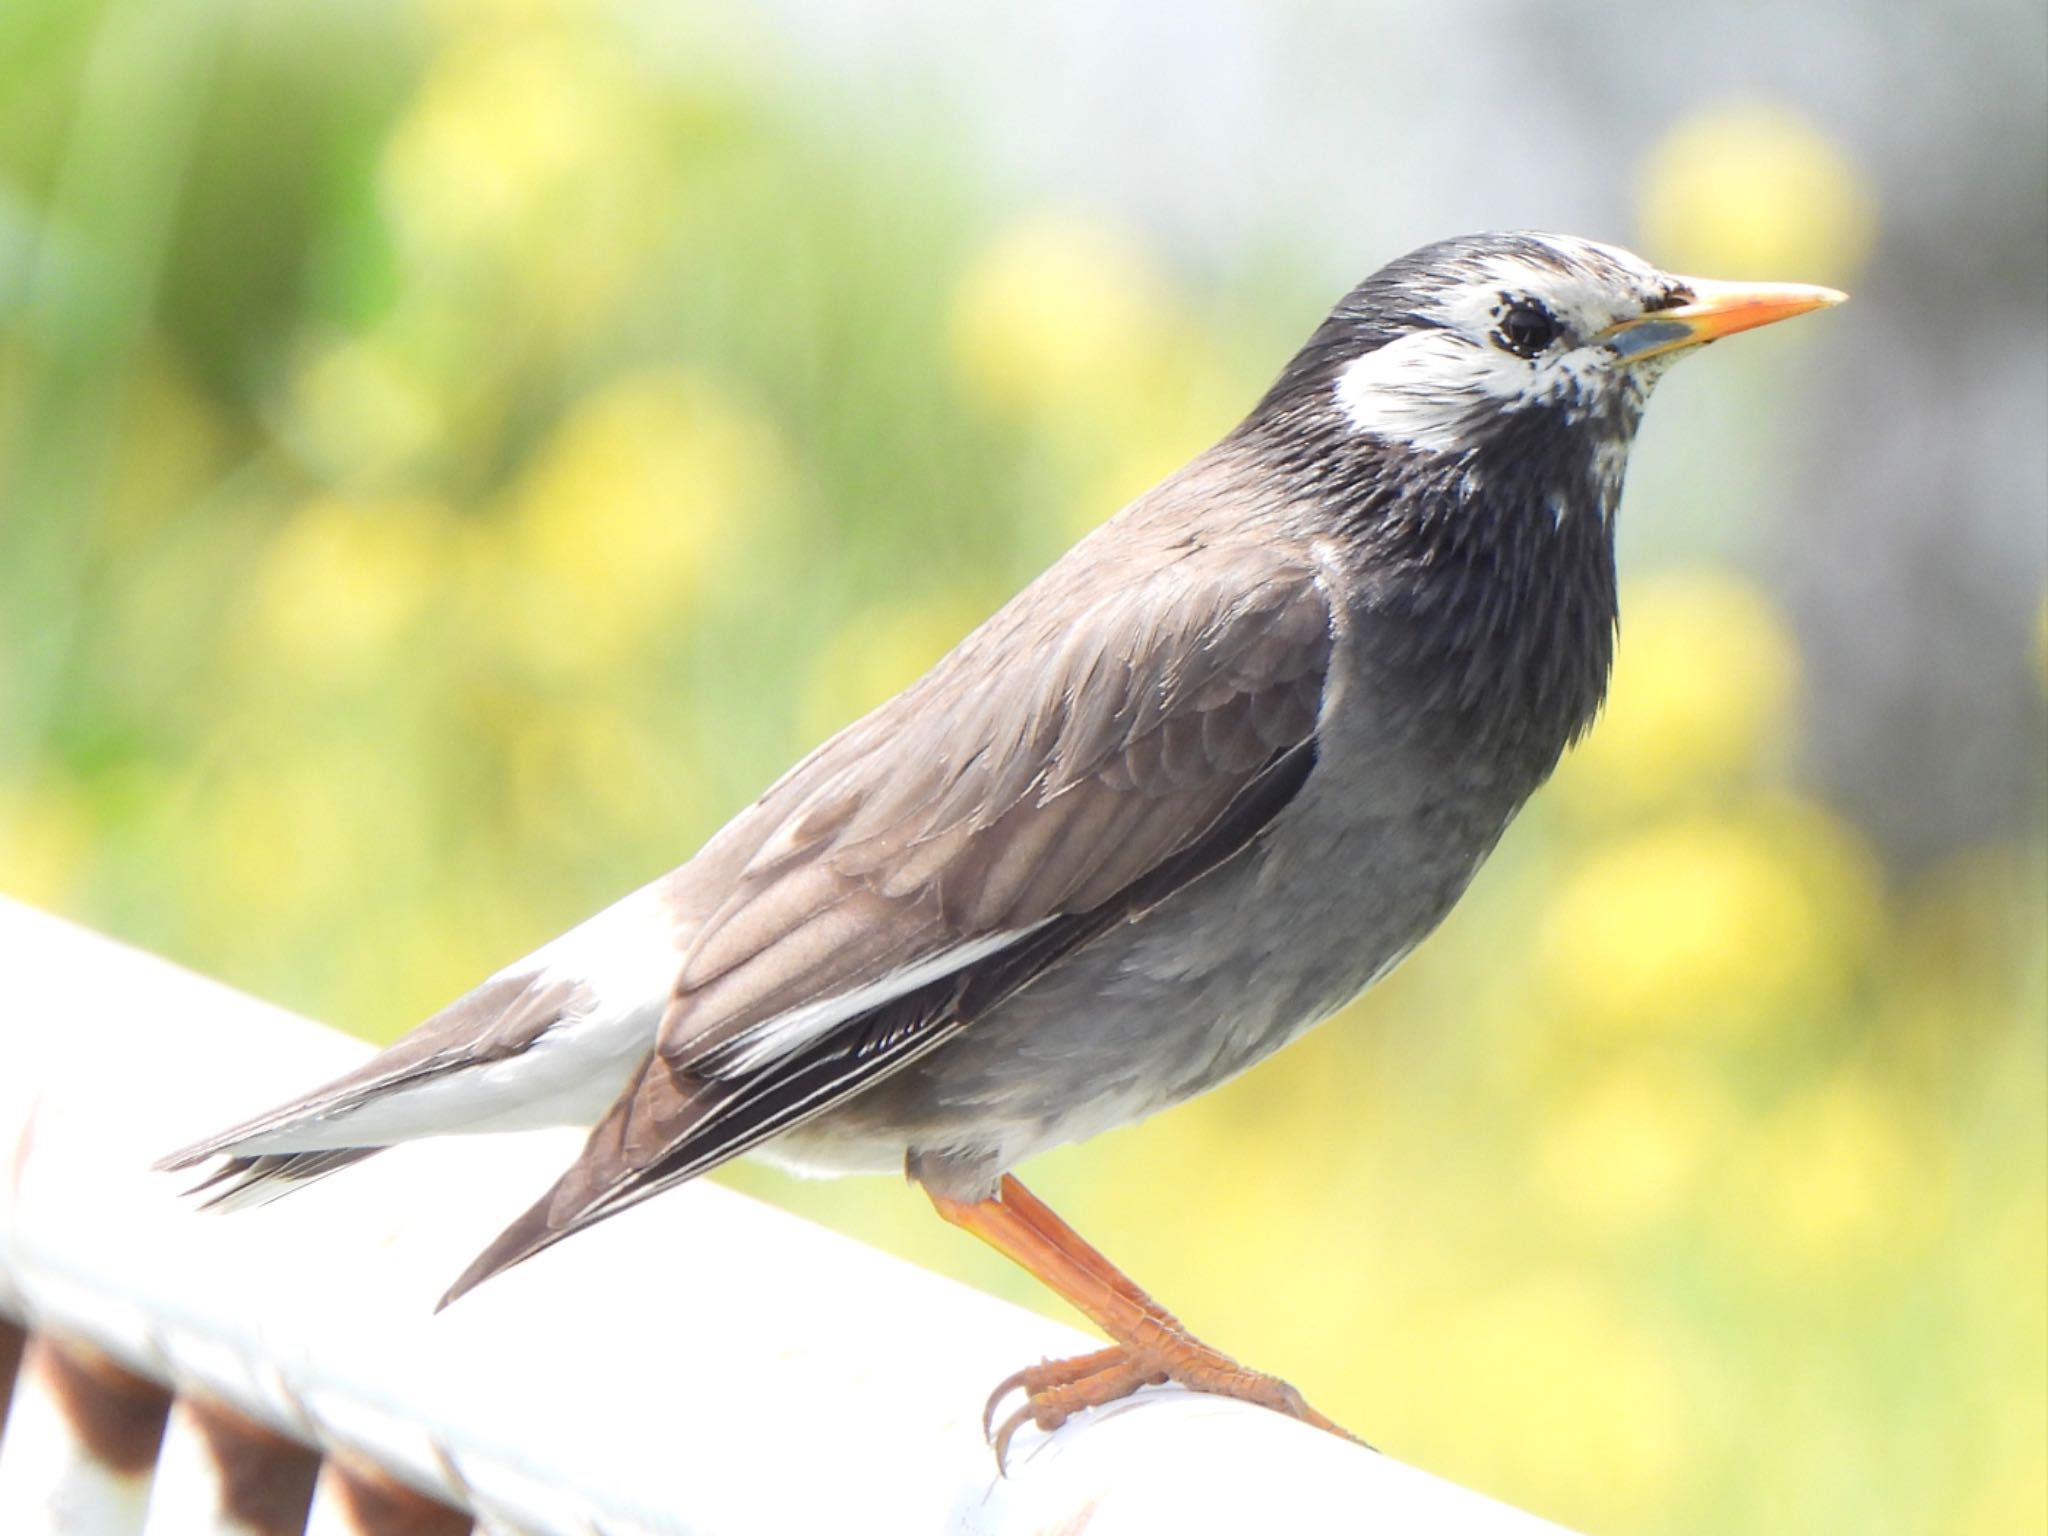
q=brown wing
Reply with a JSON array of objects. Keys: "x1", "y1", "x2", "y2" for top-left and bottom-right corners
[
  {"x1": 661, "y1": 535, "x2": 1330, "y2": 1078},
  {"x1": 438, "y1": 512, "x2": 1335, "y2": 1305}
]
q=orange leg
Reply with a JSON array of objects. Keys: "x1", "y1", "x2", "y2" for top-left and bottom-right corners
[{"x1": 927, "y1": 1174, "x2": 1360, "y2": 1464}]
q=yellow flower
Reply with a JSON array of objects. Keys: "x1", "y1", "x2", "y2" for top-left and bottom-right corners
[
  {"x1": 949, "y1": 212, "x2": 1248, "y2": 542},
  {"x1": 1556, "y1": 568, "x2": 1799, "y2": 818},
  {"x1": 1638, "y1": 102, "x2": 1877, "y2": 287},
  {"x1": 182, "y1": 739, "x2": 375, "y2": 928},
  {"x1": 246, "y1": 495, "x2": 458, "y2": 681},
  {"x1": 289, "y1": 334, "x2": 443, "y2": 486},
  {"x1": 949, "y1": 213, "x2": 1173, "y2": 423},
  {"x1": 1538, "y1": 801, "x2": 1882, "y2": 1037},
  {"x1": 493, "y1": 368, "x2": 785, "y2": 675},
  {"x1": 383, "y1": 30, "x2": 634, "y2": 255},
  {"x1": 379, "y1": 24, "x2": 664, "y2": 330},
  {"x1": 1533, "y1": 1057, "x2": 1732, "y2": 1230},
  {"x1": 1959, "y1": 1449, "x2": 2048, "y2": 1536},
  {"x1": 1717, "y1": 1068, "x2": 1945, "y2": 1278}
]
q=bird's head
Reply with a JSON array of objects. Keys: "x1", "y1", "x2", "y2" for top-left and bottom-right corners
[{"x1": 1248, "y1": 231, "x2": 1843, "y2": 506}]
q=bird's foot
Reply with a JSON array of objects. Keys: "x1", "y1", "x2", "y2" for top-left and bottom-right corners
[{"x1": 982, "y1": 1338, "x2": 1360, "y2": 1469}]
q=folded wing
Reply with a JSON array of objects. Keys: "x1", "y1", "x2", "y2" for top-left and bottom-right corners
[{"x1": 442, "y1": 529, "x2": 1336, "y2": 1304}]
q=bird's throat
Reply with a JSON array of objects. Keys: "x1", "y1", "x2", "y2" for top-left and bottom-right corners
[{"x1": 1347, "y1": 448, "x2": 1621, "y2": 779}]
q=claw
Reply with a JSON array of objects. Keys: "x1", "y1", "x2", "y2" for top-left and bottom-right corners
[
  {"x1": 982, "y1": 1364, "x2": 1033, "y2": 1442},
  {"x1": 981, "y1": 1346, "x2": 1126, "y2": 1450},
  {"x1": 977, "y1": 1339, "x2": 1356, "y2": 1469},
  {"x1": 990, "y1": 1401, "x2": 1036, "y2": 1474}
]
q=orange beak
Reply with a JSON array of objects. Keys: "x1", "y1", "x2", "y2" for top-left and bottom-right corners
[{"x1": 1599, "y1": 276, "x2": 1848, "y2": 365}]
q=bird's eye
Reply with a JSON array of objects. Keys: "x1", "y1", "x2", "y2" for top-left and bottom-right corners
[{"x1": 1494, "y1": 301, "x2": 1558, "y2": 359}]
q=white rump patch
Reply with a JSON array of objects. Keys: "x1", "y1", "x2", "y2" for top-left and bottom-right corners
[
  {"x1": 232, "y1": 884, "x2": 687, "y2": 1152},
  {"x1": 518, "y1": 882, "x2": 689, "y2": 1012}
]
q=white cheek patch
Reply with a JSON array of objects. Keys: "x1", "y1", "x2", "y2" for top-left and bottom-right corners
[{"x1": 1333, "y1": 331, "x2": 1532, "y2": 454}]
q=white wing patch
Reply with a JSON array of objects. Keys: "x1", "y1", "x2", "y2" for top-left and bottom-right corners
[{"x1": 693, "y1": 922, "x2": 1051, "y2": 1077}]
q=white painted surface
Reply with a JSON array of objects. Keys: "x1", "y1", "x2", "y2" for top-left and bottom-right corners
[{"x1": 0, "y1": 896, "x2": 1581, "y2": 1534}]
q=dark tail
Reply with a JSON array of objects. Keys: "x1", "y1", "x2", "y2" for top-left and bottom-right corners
[
  {"x1": 435, "y1": 1181, "x2": 572, "y2": 1311},
  {"x1": 178, "y1": 1147, "x2": 385, "y2": 1212},
  {"x1": 436, "y1": 1055, "x2": 691, "y2": 1311}
]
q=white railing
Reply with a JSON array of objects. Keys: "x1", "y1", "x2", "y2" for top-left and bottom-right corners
[{"x1": 0, "y1": 896, "x2": 1581, "y2": 1534}]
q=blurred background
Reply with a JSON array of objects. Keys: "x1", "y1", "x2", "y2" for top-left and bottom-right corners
[{"x1": 1, "y1": 0, "x2": 2042, "y2": 1530}]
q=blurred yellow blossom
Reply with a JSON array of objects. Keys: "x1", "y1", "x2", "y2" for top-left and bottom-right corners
[
  {"x1": 1958, "y1": 1449, "x2": 2048, "y2": 1536},
  {"x1": 1534, "y1": 1058, "x2": 1733, "y2": 1230},
  {"x1": 384, "y1": 30, "x2": 636, "y2": 255},
  {"x1": 246, "y1": 495, "x2": 458, "y2": 681},
  {"x1": 379, "y1": 25, "x2": 664, "y2": 332},
  {"x1": 950, "y1": 213, "x2": 1174, "y2": 422},
  {"x1": 492, "y1": 368, "x2": 784, "y2": 674},
  {"x1": 1539, "y1": 801, "x2": 1882, "y2": 1037},
  {"x1": 949, "y1": 212, "x2": 1242, "y2": 539},
  {"x1": 1717, "y1": 1068, "x2": 1945, "y2": 1279},
  {"x1": 1638, "y1": 102, "x2": 1877, "y2": 286},
  {"x1": 1953, "y1": 1189, "x2": 2048, "y2": 1536},
  {"x1": 1558, "y1": 568, "x2": 1799, "y2": 817},
  {"x1": 183, "y1": 743, "x2": 376, "y2": 926},
  {"x1": 289, "y1": 334, "x2": 444, "y2": 486}
]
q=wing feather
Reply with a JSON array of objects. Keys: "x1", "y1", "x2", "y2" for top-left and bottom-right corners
[
  {"x1": 439, "y1": 734, "x2": 1323, "y2": 1309},
  {"x1": 651, "y1": 539, "x2": 1334, "y2": 1078},
  {"x1": 167, "y1": 448, "x2": 1353, "y2": 1292},
  {"x1": 436, "y1": 468, "x2": 1346, "y2": 1306}
]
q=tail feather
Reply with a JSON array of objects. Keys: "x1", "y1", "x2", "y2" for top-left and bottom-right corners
[
  {"x1": 436, "y1": 1185, "x2": 568, "y2": 1311},
  {"x1": 154, "y1": 969, "x2": 595, "y2": 1177},
  {"x1": 436, "y1": 1054, "x2": 714, "y2": 1309},
  {"x1": 181, "y1": 1147, "x2": 385, "y2": 1212}
]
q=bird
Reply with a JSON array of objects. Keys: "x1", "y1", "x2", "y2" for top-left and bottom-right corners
[{"x1": 160, "y1": 231, "x2": 1843, "y2": 1462}]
